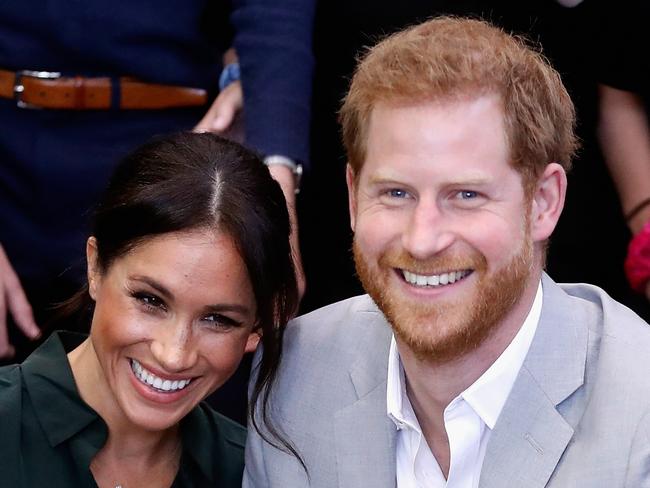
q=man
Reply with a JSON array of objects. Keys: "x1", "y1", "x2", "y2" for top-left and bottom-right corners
[{"x1": 245, "y1": 17, "x2": 650, "y2": 487}]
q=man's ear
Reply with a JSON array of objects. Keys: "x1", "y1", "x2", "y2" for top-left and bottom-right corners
[
  {"x1": 346, "y1": 164, "x2": 358, "y2": 231},
  {"x1": 530, "y1": 163, "x2": 567, "y2": 242},
  {"x1": 86, "y1": 237, "x2": 100, "y2": 300}
]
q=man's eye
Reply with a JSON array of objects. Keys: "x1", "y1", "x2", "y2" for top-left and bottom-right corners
[
  {"x1": 387, "y1": 189, "x2": 409, "y2": 198},
  {"x1": 457, "y1": 190, "x2": 478, "y2": 200}
]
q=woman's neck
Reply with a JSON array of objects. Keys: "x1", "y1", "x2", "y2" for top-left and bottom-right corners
[
  {"x1": 90, "y1": 432, "x2": 181, "y2": 488},
  {"x1": 68, "y1": 339, "x2": 182, "y2": 487}
]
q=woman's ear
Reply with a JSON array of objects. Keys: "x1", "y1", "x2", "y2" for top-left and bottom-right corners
[
  {"x1": 86, "y1": 237, "x2": 100, "y2": 300},
  {"x1": 244, "y1": 332, "x2": 261, "y2": 353},
  {"x1": 530, "y1": 163, "x2": 567, "y2": 242}
]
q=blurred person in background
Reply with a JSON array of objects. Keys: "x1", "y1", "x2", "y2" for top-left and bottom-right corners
[
  {"x1": 596, "y1": 0, "x2": 650, "y2": 303},
  {"x1": 0, "y1": 0, "x2": 315, "y2": 362}
]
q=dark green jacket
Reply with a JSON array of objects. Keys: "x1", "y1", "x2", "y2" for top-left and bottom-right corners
[{"x1": 0, "y1": 332, "x2": 246, "y2": 487}]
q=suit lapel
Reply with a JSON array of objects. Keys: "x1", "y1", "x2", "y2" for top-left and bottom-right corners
[
  {"x1": 480, "y1": 275, "x2": 588, "y2": 488},
  {"x1": 335, "y1": 382, "x2": 397, "y2": 488},
  {"x1": 334, "y1": 308, "x2": 396, "y2": 488}
]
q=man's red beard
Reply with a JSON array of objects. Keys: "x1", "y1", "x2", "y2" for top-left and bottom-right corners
[{"x1": 353, "y1": 234, "x2": 533, "y2": 363}]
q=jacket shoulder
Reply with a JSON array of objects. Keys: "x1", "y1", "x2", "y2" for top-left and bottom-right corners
[
  {"x1": 284, "y1": 294, "x2": 389, "y2": 357},
  {"x1": 270, "y1": 294, "x2": 392, "y2": 414},
  {"x1": 558, "y1": 282, "x2": 650, "y2": 346}
]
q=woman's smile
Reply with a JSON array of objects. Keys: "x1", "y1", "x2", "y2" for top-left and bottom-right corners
[{"x1": 130, "y1": 359, "x2": 193, "y2": 392}]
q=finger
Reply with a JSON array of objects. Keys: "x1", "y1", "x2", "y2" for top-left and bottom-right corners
[
  {"x1": 194, "y1": 101, "x2": 232, "y2": 133},
  {"x1": 209, "y1": 83, "x2": 243, "y2": 132},
  {"x1": 210, "y1": 95, "x2": 237, "y2": 132},
  {"x1": 194, "y1": 96, "x2": 221, "y2": 133},
  {"x1": 3, "y1": 266, "x2": 40, "y2": 339},
  {"x1": 194, "y1": 112, "x2": 216, "y2": 133},
  {"x1": 7, "y1": 286, "x2": 40, "y2": 339},
  {"x1": 194, "y1": 84, "x2": 241, "y2": 134},
  {"x1": 0, "y1": 294, "x2": 16, "y2": 360}
]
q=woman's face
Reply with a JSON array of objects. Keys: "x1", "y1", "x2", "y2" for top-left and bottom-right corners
[{"x1": 86, "y1": 229, "x2": 258, "y2": 432}]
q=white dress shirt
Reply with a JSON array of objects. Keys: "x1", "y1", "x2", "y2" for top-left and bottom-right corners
[{"x1": 387, "y1": 282, "x2": 543, "y2": 488}]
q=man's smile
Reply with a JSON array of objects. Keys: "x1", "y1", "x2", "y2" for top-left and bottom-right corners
[{"x1": 400, "y1": 269, "x2": 473, "y2": 287}]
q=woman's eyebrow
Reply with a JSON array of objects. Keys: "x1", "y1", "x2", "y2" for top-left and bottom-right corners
[
  {"x1": 129, "y1": 275, "x2": 173, "y2": 300},
  {"x1": 203, "y1": 303, "x2": 253, "y2": 316}
]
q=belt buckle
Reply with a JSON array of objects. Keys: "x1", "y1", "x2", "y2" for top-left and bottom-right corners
[{"x1": 14, "y1": 69, "x2": 62, "y2": 109}]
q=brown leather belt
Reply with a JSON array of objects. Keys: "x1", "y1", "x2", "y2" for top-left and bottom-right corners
[{"x1": 0, "y1": 69, "x2": 208, "y2": 110}]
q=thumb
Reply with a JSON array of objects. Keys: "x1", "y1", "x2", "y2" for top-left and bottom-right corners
[{"x1": 210, "y1": 103, "x2": 236, "y2": 132}]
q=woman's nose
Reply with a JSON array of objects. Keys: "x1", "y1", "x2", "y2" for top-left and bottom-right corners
[{"x1": 150, "y1": 322, "x2": 198, "y2": 373}]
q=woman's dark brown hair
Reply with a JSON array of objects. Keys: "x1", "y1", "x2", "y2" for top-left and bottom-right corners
[{"x1": 63, "y1": 131, "x2": 299, "y2": 459}]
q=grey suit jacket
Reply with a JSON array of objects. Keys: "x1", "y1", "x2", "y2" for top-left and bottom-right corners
[{"x1": 245, "y1": 275, "x2": 650, "y2": 487}]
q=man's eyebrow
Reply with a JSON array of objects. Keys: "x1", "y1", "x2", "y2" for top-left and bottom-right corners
[
  {"x1": 366, "y1": 172, "x2": 407, "y2": 185},
  {"x1": 445, "y1": 177, "x2": 491, "y2": 186},
  {"x1": 129, "y1": 275, "x2": 173, "y2": 300},
  {"x1": 367, "y1": 173, "x2": 492, "y2": 187}
]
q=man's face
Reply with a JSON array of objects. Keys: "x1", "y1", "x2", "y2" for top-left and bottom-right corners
[{"x1": 349, "y1": 95, "x2": 540, "y2": 362}]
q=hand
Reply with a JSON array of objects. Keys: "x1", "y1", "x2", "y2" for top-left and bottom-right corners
[
  {"x1": 0, "y1": 244, "x2": 40, "y2": 359},
  {"x1": 194, "y1": 81, "x2": 243, "y2": 135},
  {"x1": 267, "y1": 165, "x2": 306, "y2": 303}
]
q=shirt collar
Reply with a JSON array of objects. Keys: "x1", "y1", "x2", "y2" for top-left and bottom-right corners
[
  {"x1": 21, "y1": 331, "x2": 104, "y2": 447},
  {"x1": 387, "y1": 340, "x2": 419, "y2": 432},
  {"x1": 387, "y1": 281, "x2": 543, "y2": 430}
]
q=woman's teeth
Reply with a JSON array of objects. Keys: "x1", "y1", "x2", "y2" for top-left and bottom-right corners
[{"x1": 130, "y1": 359, "x2": 192, "y2": 392}]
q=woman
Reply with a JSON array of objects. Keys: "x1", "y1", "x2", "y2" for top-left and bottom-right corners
[{"x1": 0, "y1": 132, "x2": 298, "y2": 487}]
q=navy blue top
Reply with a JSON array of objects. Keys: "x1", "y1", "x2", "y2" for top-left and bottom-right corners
[
  {"x1": 0, "y1": 0, "x2": 315, "y2": 164},
  {"x1": 0, "y1": 0, "x2": 315, "y2": 287}
]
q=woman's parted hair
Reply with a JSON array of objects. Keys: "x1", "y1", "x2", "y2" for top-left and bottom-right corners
[
  {"x1": 82, "y1": 131, "x2": 298, "y2": 452},
  {"x1": 340, "y1": 16, "x2": 579, "y2": 189}
]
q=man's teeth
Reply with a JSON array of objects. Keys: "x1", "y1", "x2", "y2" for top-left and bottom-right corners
[
  {"x1": 402, "y1": 269, "x2": 471, "y2": 287},
  {"x1": 130, "y1": 359, "x2": 191, "y2": 392}
]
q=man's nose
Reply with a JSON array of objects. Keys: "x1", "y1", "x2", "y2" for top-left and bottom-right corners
[
  {"x1": 150, "y1": 321, "x2": 198, "y2": 373},
  {"x1": 401, "y1": 198, "x2": 455, "y2": 259}
]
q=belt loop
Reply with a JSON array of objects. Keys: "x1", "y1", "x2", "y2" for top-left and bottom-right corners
[
  {"x1": 110, "y1": 76, "x2": 121, "y2": 110},
  {"x1": 13, "y1": 71, "x2": 25, "y2": 106},
  {"x1": 73, "y1": 75, "x2": 85, "y2": 109}
]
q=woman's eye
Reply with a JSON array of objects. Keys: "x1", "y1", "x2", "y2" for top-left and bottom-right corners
[
  {"x1": 132, "y1": 292, "x2": 166, "y2": 311},
  {"x1": 203, "y1": 314, "x2": 241, "y2": 329}
]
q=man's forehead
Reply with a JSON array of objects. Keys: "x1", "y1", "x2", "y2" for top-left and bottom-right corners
[
  {"x1": 365, "y1": 95, "x2": 508, "y2": 155},
  {"x1": 365, "y1": 167, "x2": 494, "y2": 186},
  {"x1": 368, "y1": 91, "x2": 503, "y2": 119},
  {"x1": 365, "y1": 94, "x2": 507, "y2": 152}
]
